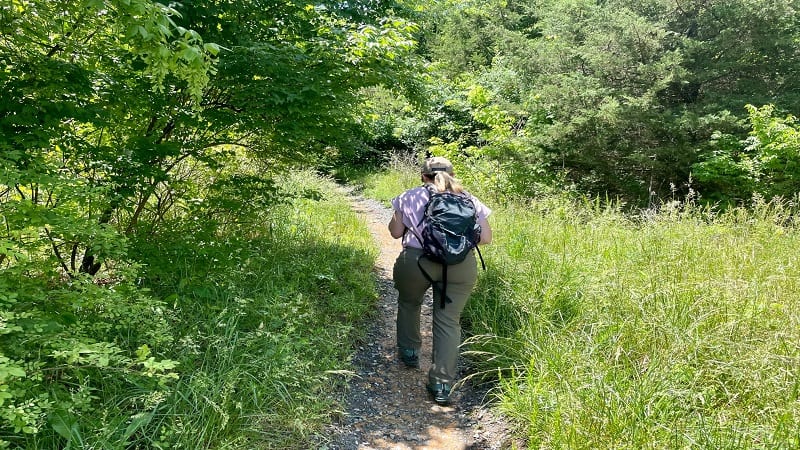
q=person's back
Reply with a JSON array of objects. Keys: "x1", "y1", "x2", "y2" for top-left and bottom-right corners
[{"x1": 387, "y1": 156, "x2": 492, "y2": 405}]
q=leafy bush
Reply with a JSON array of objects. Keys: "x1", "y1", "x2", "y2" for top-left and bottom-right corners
[
  {"x1": 694, "y1": 105, "x2": 800, "y2": 205},
  {"x1": 1, "y1": 169, "x2": 378, "y2": 448},
  {"x1": 0, "y1": 262, "x2": 179, "y2": 448}
]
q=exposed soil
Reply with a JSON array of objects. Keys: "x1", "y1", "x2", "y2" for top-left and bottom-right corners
[{"x1": 314, "y1": 190, "x2": 520, "y2": 450}]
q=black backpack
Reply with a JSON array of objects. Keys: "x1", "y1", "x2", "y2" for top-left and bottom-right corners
[{"x1": 411, "y1": 185, "x2": 486, "y2": 308}]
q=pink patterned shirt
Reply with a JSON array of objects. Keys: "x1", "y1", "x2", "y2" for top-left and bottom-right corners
[{"x1": 391, "y1": 186, "x2": 492, "y2": 249}]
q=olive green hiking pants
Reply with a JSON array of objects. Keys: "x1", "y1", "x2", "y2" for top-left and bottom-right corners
[{"x1": 393, "y1": 247, "x2": 478, "y2": 384}]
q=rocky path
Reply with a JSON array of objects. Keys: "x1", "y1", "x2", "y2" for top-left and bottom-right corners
[{"x1": 315, "y1": 191, "x2": 516, "y2": 450}]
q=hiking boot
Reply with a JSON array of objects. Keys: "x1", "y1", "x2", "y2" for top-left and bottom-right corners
[
  {"x1": 398, "y1": 348, "x2": 419, "y2": 368},
  {"x1": 426, "y1": 382, "x2": 452, "y2": 405}
]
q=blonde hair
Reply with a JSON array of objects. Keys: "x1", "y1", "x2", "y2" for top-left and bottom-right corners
[
  {"x1": 429, "y1": 171, "x2": 464, "y2": 193},
  {"x1": 421, "y1": 156, "x2": 464, "y2": 193}
]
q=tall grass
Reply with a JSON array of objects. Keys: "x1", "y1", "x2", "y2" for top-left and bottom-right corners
[
  {"x1": 469, "y1": 198, "x2": 800, "y2": 449},
  {"x1": 121, "y1": 172, "x2": 378, "y2": 449},
  {"x1": 366, "y1": 167, "x2": 800, "y2": 449},
  {"x1": 350, "y1": 152, "x2": 421, "y2": 204}
]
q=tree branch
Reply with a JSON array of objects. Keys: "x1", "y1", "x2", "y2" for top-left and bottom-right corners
[
  {"x1": 46, "y1": 10, "x2": 87, "y2": 58},
  {"x1": 44, "y1": 227, "x2": 73, "y2": 278}
]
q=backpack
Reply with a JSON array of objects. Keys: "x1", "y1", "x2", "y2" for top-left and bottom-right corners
[{"x1": 411, "y1": 185, "x2": 486, "y2": 308}]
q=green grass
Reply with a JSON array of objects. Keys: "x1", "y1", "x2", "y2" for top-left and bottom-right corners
[
  {"x1": 111, "y1": 172, "x2": 378, "y2": 449},
  {"x1": 341, "y1": 153, "x2": 421, "y2": 205},
  {"x1": 14, "y1": 162, "x2": 798, "y2": 449},
  {"x1": 366, "y1": 168, "x2": 800, "y2": 449},
  {"x1": 3, "y1": 170, "x2": 377, "y2": 449}
]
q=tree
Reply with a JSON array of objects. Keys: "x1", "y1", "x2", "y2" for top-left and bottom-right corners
[
  {"x1": 0, "y1": 0, "x2": 216, "y2": 441},
  {"x1": 1, "y1": 0, "x2": 421, "y2": 276},
  {"x1": 1, "y1": 0, "x2": 422, "y2": 444},
  {"x1": 406, "y1": 0, "x2": 800, "y2": 204},
  {"x1": 0, "y1": 0, "x2": 217, "y2": 276}
]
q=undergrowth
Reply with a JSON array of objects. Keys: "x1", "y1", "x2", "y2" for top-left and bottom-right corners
[
  {"x1": 2, "y1": 171, "x2": 377, "y2": 449},
  {"x1": 366, "y1": 164, "x2": 800, "y2": 449},
  {"x1": 127, "y1": 172, "x2": 378, "y2": 449}
]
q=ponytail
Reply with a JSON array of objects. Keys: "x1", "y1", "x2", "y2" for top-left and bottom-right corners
[{"x1": 429, "y1": 171, "x2": 464, "y2": 194}]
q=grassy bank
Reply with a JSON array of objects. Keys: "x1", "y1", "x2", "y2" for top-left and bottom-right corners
[
  {"x1": 130, "y1": 173, "x2": 378, "y2": 448},
  {"x1": 4, "y1": 172, "x2": 377, "y2": 449},
  {"x1": 363, "y1": 164, "x2": 800, "y2": 449}
]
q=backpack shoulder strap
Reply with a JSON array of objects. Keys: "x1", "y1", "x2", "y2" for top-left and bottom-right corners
[
  {"x1": 409, "y1": 185, "x2": 435, "y2": 243},
  {"x1": 415, "y1": 184, "x2": 436, "y2": 225}
]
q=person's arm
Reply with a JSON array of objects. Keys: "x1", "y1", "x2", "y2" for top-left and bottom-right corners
[
  {"x1": 388, "y1": 209, "x2": 406, "y2": 239},
  {"x1": 478, "y1": 216, "x2": 492, "y2": 245}
]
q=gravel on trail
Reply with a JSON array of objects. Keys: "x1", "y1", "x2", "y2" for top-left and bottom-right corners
[{"x1": 314, "y1": 190, "x2": 520, "y2": 450}]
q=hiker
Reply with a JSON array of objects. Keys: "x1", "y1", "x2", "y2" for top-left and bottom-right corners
[{"x1": 387, "y1": 156, "x2": 492, "y2": 405}]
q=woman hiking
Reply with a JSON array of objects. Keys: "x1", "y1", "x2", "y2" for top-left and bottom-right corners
[{"x1": 387, "y1": 156, "x2": 493, "y2": 405}]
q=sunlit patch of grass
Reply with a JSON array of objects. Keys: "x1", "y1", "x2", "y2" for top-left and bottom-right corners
[
  {"x1": 363, "y1": 166, "x2": 800, "y2": 449},
  {"x1": 466, "y1": 198, "x2": 800, "y2": 449},
  {"x1": 359, "y1": 153, "x2": 421, "y2": 205}
]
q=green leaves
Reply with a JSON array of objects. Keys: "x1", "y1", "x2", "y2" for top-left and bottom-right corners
[
  {"x1": 410, "y1": 0, "x2": 800, "y2": 203},
  {"x1": 0, "y1": 357, "x2": 26, "y2": 385},
  {"x1": 693, "y1": 104, "x2": 800, "y2": 204},
  {"x1": 0, "y1": 0, "x2": 416, "y2": 446},
  {"x1": 49, "y1": 408, "x2": 83, "y2": 448},
  {"x1": 194, "y1": 0, "x2": 421, "y2": 162}
]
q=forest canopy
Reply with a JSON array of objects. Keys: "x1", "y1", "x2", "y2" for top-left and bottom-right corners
[{"x1": 396, "y1": 0, "x2": 800, "y2": 204}]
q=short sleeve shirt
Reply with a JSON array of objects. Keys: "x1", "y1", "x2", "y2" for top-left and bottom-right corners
[{"x1": 391, "y1": 186, "x2": 492, "y2": 249}]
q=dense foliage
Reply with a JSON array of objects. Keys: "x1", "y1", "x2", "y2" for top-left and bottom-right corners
[
  {"x1": 1, "y1": 0, "x2": 414, "y2": 447},
  {"x1": 3, "y1": 0, "x2": 800, "y2": 447},
  {"x1": 361, "y1": 0, "x2": 800, "y2": 205},
  {"x1": 693, "y1": 105, "x2": 800, "y2": 204}
]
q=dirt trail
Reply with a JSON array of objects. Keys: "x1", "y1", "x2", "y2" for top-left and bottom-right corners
[{"x1": 316, "y1": 191, "x2": 515, "y2": 450}]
